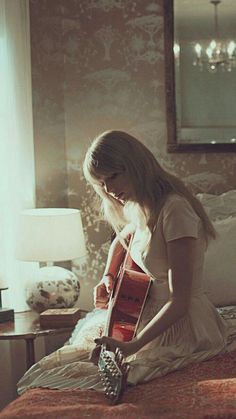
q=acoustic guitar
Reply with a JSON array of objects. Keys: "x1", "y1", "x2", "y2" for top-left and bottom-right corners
[{"x1": 97, "y1": 238, "x2": 152, "y2": 404}]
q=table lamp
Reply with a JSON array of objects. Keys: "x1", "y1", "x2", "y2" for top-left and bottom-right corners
[{"x1": 15, "y1": 208, "x2": 87, "y2": 313}]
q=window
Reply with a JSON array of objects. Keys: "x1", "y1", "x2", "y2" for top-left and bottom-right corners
[{"x1": 0, "y1": 0, "x2": 37, "y2": 311}]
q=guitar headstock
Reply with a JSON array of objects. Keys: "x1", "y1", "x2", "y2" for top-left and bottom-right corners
[{"x1": 98, "y1": 347, "x2": 130, "y2": 404}]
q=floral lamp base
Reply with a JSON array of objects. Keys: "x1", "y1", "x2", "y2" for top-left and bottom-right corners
[{"x1": 26, "y1": 266, "x2": 80, "y2": 313}]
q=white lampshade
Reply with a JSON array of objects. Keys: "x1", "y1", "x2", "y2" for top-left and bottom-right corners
[
  {"x1": 0, "y1": 276, "x2": 8, "y2": 289},
  {"x1": 15, "y1": 208, "x2": 87, "y2": 262}
]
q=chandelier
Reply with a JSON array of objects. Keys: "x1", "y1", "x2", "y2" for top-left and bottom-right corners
[{"x1": 193, "y1": 0, "x2": 236, "y2": 72}]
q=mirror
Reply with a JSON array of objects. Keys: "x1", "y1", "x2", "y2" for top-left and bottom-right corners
[{"x1": 164, "y1": 0, "x2": 236, "y2": 152}]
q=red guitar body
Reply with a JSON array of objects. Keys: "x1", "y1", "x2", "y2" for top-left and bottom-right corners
[
  {"x1": 97, "y1": 241, "x2": 152, "y2": 404},
  {"x1": 108, "y1": 253, "x2": 152, "y2": 342}
]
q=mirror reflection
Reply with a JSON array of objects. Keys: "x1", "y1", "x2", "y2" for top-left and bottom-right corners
[{"x1": 168, "y1": 0, "x2": 236, "y2": 149}]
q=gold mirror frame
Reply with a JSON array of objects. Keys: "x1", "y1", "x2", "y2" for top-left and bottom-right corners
[{"x1": 163, "y1": 0, "x2": 236, "y2": 152}]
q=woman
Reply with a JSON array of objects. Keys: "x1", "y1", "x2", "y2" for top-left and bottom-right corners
[
  {"x1": 82, "y1": 130, "x2": 227, "y2": 384},
  {"x1": 18, "y1": 130, "x2": 227, "y2": 394}
]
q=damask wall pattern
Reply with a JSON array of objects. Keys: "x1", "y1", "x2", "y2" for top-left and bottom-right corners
[{"x1": 29, "y1": 0, "x2": 236, "y2": 309}]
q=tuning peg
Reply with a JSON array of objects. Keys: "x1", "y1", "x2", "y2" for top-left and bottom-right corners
[
  {"x1": 121, "y1": 360, "x2": 129, "y2": 371},
  {"x1": 123, "y1": 364, "x2": 130, "y2": 381},
  {"x1": 115, "y1": 347, "x2": 120, "y2": 357},
  {"x1": 114, "y1": 348, "x2": 120, "y2": 361},
  {"x1": 115, "y1": 349, "x2": 124, "y2": 366},
  {"x1": 125, "y1": 364, "x2": 130, "y2": 374}
]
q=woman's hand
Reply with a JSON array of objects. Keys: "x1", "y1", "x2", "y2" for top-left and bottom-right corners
[
  {"x1": 94, "y1": 336, "x2": 140, "y2": 358},
  {"x1": 93, "y1": 275, "x2": 114, "y2": 309}
]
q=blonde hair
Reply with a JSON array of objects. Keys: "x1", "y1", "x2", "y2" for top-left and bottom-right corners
[{"x1": 83, "y1": 130, "x2": 216, "y2": 244}]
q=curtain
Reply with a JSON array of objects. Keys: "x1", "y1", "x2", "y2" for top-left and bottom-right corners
[{"x1": 0, "y1": 0, "x2": 37, "y2": 311}]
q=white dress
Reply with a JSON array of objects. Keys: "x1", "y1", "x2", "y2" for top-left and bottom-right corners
[
  {"x1": 126, "y1": 193, "x2": 228, "y2": 384},
  {"x1": 17, "y1": 194, "x2": 229, "y2": 394}
]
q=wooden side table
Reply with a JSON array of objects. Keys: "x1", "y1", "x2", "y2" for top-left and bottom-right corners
[{"x1": 0, "y1": 310, "x2": 87, "y2": 370}]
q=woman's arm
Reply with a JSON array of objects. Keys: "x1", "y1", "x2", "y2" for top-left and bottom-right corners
[
  {"x1": 95, "y1": 236, "x2": 196, "y2": 354},
  {"x1": 94, "y1": 235, "x2": 126, "y2": 308},
  {"x1": 102, "y1": 235, "x2": 126, "y2": 280},
  {"x1": 134, "y1": 236, "x2": 196, "y2": 349}
]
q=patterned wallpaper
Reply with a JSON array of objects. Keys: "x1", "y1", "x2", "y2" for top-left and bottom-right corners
[{"x1": 29, "y1": 0, "x2": 236, "y2": 309}]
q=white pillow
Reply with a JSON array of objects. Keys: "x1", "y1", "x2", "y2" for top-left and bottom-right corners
[
  {"x1": 203, "y1": 216, "x2": 236, "y2": 307},
  {"x1": 197, "y1": 190, "x2": 236, "y2": 221}
]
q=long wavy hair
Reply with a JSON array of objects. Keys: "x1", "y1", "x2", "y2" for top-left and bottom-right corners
[{"x1": 83, "y1": 130, "x2": 216, "y2": 245}]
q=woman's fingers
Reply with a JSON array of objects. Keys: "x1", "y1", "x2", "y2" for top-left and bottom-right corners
[
  {"x1": 93, "y1": 275, "x2": 115, "y2": 309},
  {"x1": 94, "y1": 336, "x2": 137, "y2": 357},
  {"x1": 94, "y1": 337, "x2": 106, "y2": 345},
  {"x1": 93, "y1": 282, "x2": 109, "y2": 308},
  {"x1": 95, "y1": 299, "x2": 108, "y2": 309},
  {"x1": 103, "y1": 275, "x2": 114, "y2": 292},
  {"x1": 89, "y1": 344, "x2": 102, "y2": 365},
  {"x1": 96, "y1": 282, "x2": 107, "y2": 298},
  {"x1": 94, "y1": 336, "x2": 117, "y2": 352}
]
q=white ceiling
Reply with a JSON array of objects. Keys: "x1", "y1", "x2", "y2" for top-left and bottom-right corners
[
  {"x1": 175, "y1": 0, "x2": 236, "y2": 40},
  {"x1": 175, "y1": 0, "x2": 236, "y2": 20}
]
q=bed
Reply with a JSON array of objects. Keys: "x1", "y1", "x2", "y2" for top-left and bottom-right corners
[
  {"x1": 0, "y1": 345, "x2": 236, "y2": 419},
  {"x1": 1, "y1": 191, "x2": 236, "y2": 419}
]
